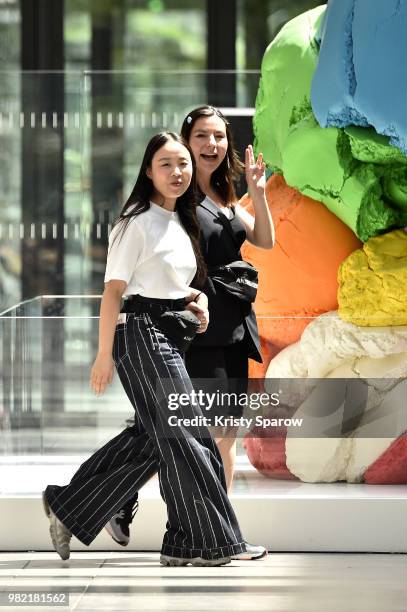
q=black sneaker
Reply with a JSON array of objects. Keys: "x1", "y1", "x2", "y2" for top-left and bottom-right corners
[{"x1": 105, "y1": 499, "x2": 139, "y2": 546}]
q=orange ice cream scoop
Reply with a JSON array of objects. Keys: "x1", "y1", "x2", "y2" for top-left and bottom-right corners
[{"x1": 241, "y1": 174, "x2": 361, "y2": 378}]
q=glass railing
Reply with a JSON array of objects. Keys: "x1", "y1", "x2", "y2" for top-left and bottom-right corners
[{"x1": 0, "y1": 295, "x2": 134, "y2": 456}]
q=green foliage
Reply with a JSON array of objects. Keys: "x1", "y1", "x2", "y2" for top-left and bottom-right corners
[{"x1": 126, "y1": 8, "x2": 205, "y2": 69}]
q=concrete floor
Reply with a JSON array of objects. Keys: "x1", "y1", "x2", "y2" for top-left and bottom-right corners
[{"x1": 0, "y1": 552, "x2": 406, "y2": 612}]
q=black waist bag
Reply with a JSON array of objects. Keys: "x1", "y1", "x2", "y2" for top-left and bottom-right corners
[
  {"x1": 155, "y1": 309, "x2": 201, "y2": 352},
  {"x1": 209, "y1": 260, "x2": 258, "y2": 303}
]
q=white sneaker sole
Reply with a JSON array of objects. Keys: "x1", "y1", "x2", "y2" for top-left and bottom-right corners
[
  {"x1": 160, "y1": 554, "x2": 231, "y2": 567},
  {"x1": 231, "y1": 549, "x2": 268, "y2": 561}
]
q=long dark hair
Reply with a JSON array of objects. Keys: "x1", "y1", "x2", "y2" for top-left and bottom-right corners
[
  {"x1": 180, "y1": 105, "x2": 244, "y2": 207},
  {"x1": 112, "y1": 131, "x2": 206, "y2": 286}
]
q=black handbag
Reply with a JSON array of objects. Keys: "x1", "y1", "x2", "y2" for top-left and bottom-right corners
[
  {"x1": 156, "y1": 309, "x2": 201, "y2": 352},
  {"x1": 199, "y1": 199, "x2": 259, "y2": 303},
  {"x1": 208, "y1": 260, "x2": 258, "y2": 303}
]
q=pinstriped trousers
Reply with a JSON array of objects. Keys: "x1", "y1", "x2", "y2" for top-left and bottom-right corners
[{"x1": 44, "y1": 312, "x2": 247, "y2": 560}]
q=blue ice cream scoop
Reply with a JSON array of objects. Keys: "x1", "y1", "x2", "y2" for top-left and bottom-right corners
[{"x1": 311, "y1": 0, "x2": 407, "y2": 155}]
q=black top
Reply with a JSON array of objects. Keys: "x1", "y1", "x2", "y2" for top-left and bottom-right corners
[{"x1": 190, "y1": 196, "x2": 262, "y2": 363}]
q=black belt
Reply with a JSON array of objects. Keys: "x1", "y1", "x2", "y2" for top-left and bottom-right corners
[{"x1": 122, "y1": 294, "x2": 187, "y2": 315}]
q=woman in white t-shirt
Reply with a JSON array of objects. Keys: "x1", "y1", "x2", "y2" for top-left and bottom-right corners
[
  {"x1": 42, "y1": 132, "x2": 250, "y2": 567},
  {"x1": 108, "y1": 113, "x2": 272, "y2": 561}
]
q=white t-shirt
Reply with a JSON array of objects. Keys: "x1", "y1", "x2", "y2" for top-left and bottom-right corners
[{"x1": 104, "y1": 202, "x2": 197, "y2": 299}]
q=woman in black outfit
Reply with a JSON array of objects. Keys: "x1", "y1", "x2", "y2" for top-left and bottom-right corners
[
  {"x1": 180, "y1": 106, "x2": 275, "y2": 493},
  {"x1": 107, "y1": 107, "x2": 275, "y2": 560}
]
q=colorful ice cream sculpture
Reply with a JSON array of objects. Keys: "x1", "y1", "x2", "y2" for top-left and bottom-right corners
[{"x1": 243, "y1": 0, "x2": 407, "y2": 483}]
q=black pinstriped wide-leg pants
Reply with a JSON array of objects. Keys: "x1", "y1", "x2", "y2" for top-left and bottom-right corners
[{"x1": 44, "y1": 313, "x2": 247, "y2": 560}]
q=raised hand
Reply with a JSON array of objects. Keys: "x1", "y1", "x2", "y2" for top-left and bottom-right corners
[{"x1": 245, "y1": 144, "x2": 266, "y2": 197}]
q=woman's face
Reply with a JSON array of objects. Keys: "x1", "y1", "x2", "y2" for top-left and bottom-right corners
[
  {"x1": 147, "y1": 140, "x2": 193, "y2": 201},
  {"x1": 188, "y1": 115, "x2": 229, "y2": 175}
]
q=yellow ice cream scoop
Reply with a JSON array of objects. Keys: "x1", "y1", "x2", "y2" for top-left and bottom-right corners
[{"x1": 338, "y1": 229, "x2": 407, "y2": 326}]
